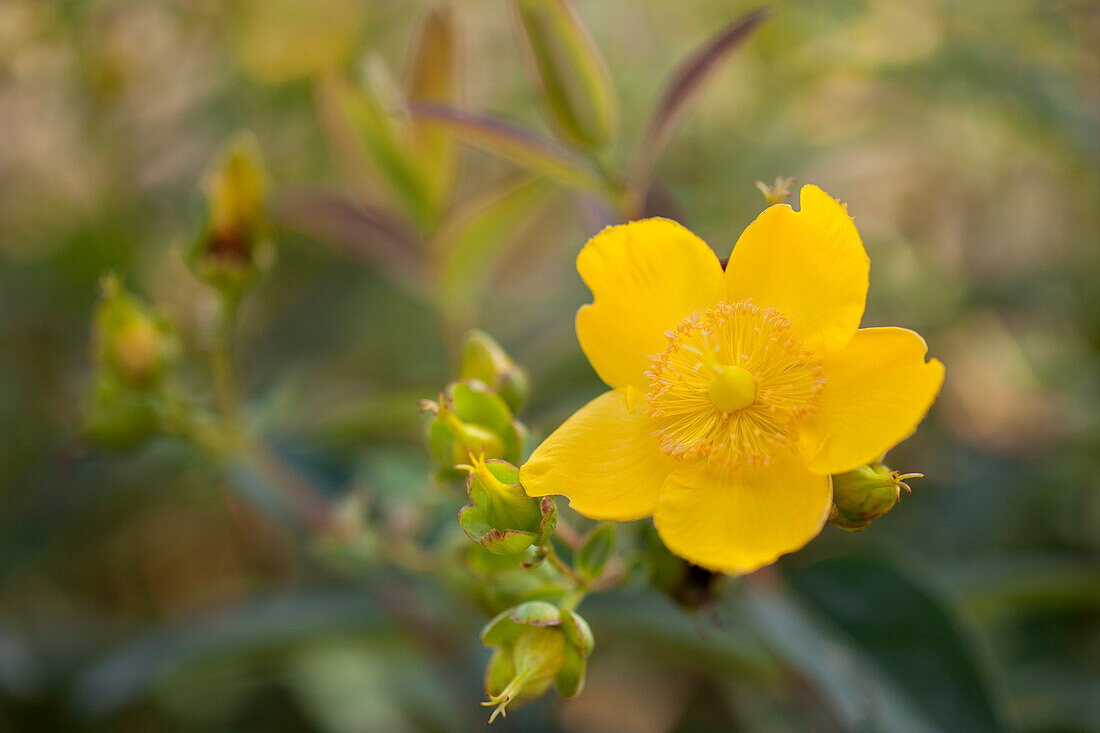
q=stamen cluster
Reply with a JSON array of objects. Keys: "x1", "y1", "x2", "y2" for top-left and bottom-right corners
[{"x1": 645, "y1": 301, "x2": 825, "y2": 467}]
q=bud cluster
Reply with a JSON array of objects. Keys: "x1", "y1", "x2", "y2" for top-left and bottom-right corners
[
  {"x1": 83, "y1": 133, "x2": 274, "y2": 452},
  {"x1": 421, "y1": 330, "x2": 611, "y2": 723}
]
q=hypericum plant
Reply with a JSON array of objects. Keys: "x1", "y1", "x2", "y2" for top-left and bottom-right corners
[
  {"x1": 81, "y1": 1, "x2": 946, "y2": 725},
  {"x1": 421, "y1": 184, "x2": 942, "y2": 719}
]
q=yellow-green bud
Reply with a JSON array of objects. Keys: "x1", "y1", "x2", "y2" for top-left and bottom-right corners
[
  {"x1": 460, "y1": 330, "x2": 531, "y2": 413},
  {"x1": 754, "y1": 176, "x2": 796, "y2": 207},
  {"x1": 92, "y1": 274, "x2": 177, "y2": 389},
  {"x1": 188, "y1": 132, "x2": 273, "y2": 295},
  {"x1": 459, "y1": 454, "x2": 556, "y2": 555},
  {"x1": 82, "y1": 375, "x2": 161, "y2": 448},
  {"x1": 480, "y1": 601, "x2": 593, "y2": 723},
  {"x1": 829, "y1": 462, "x2": 921, "y2": 531},
  {"x1": 421, "y1": 381, "x2": 524, "y2": 480}
]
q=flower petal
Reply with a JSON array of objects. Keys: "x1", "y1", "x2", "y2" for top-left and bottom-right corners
[
  {"x1": 798, "y1": 327, "x2": 945, "y2": 475},
  {"x1": 725, "y1": 185, "x2": 869, "y2": 352},
  {"x1": 576, "y1": 218, "x2": 724, "y2": 390},
  {"x1": 654, "y1": 454, "x2": 832, "y2": 574},
  {"x1": 521, "y1": 388, "x2": 678, "y2": 520}
]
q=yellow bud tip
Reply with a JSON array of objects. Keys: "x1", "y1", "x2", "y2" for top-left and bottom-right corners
[
  {"x1": 481, "y1": 694, "x2": 509, "y2": 724},
  {"x1": 464, "y1": 450, "x2": 514, "y2": 496},
  {"x1": 894, "y1": 472, "x2": 923, "y2": 494},
  {"x1": 754, "y1": 176, "x2": 797, "y2": 206},
  {"x1": 707, "y1": 365, "x2": 757, "y2": 413}
]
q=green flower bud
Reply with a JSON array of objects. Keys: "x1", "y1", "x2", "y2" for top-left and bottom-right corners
[
  {"x1": 82, "y1": 374, "x2": 161, "y2": 449},
  {"x1": 459, "y1": 454, "x2": 556, "y2": 555},
  {"x1": 420, "y1": 381, "x2": 524, "y2": 479},
  {"x1": 92, "y1": 274, "x2": 178, "y2": 389},
  {"x1": 459, "y1": 330, "x2": 531, "y2": 413},
  {"x1": 829, "y1": 462, "x2": 921, "y2": 531},
  {"x1": 480, "y1": 601, "x2": 594, "y2": 723},
  {"x1": 754, "y1": 176, "x2": 796, "y2": 207},
  {"x1": 188, "y1": 132, "x2": 273, "y2": 296}
]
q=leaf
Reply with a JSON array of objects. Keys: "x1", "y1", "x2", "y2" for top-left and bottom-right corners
[
  {"x1": 512, "y1": 0, "x2": 617, "y2": 148},
  {"x1": 318, "y1": 75, "x2": 436, "y2": 226},
  {"x1": 433, "y1": 176, "x2": 556, "y2": 315},
  {"x1": 406, "y1": 102, "x2": 606, "y2": 192},
  {"x1": 739, "y1": 583, "x2": 942, "y2": 732},
  {"x1": 271, "y1": 188, "x2": 424, "y2": 287},
  {"x1": 629, "y1": 8, "x2": 767, "y2": 196},
  {"x1": 786, "y1": 555, "x2": 1004, "y2": 732},
  {"x1": 406, "y1": 6, "x2": 460, "y2": 209},
  {"x1": 575, "y1": 523, "x2": 614, "y2": 581}
]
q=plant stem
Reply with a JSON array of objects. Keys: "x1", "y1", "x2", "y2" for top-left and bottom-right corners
[{"x1": 211, "y1": 290, "x2": 241, "y2": 421}]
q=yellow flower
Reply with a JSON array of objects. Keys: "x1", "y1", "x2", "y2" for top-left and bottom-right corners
[{"x1": 520, "y1": 186, "x2": 944, "y2": 574}]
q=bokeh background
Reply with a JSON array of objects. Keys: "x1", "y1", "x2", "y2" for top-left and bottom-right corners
[{"x1": 1, "y1": 0, "x2": 1098, "y2": 730}]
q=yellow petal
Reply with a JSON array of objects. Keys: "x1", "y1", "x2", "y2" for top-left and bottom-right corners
[
  {"x1": 576, "y1": 218, "x2": 724, "y2": 390},
  {"x1": 798, "y1": 327, "x2": 945, "y2": 475},
  {"x1": 521, "y1": 388, "x2": 678, "y2": 521},
  {"x1": 653, "y1": 455, "x2": 832, "y2": 574},
  {"x1": 725, "y1": 185, "x2": 868, "y2": 353}
]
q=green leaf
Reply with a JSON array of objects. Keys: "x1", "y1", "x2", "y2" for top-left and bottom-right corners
[
  {"x1": 786, "y1": 555, "x2": 1004, "y2": 732},
  {"x1": 629, "y1": 8, "x2": 767, "y2": 197},
  {"x1": 433, "y1": 177, "x2": 556, "y2": 316},
  {"x1": 739, "y1": 584, "x2": 942, "y2": 731},
  {"x1": 406, "y1": 102, "x2": 606, "y2": 192},
  {"x1": 406, "y1": 6, "x2": 459, "y2": 209},
  {"x1": 575, "y1": 523, "x2": 614, "y2": 581},
  {"x1": 512, "y1": 0, "x2": 617, "y2": 149},
  {"x1": 319, "y1": 75, "x2": 436, "y2": 227}
]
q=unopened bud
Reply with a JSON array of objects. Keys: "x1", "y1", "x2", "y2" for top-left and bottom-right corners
[
  {"x1": 92, "y1": 274, "x2": 177, "y2": 389},
  {"x1": 189, "y1": 132, "x2": 273, "y2": 295},
  {"x1": 421, "y1": 381, "x2": 524, "y2": 479},
  {"x1": 458, "y1": 453, "x2": 556, "y2": 555},
  {"x1": 82, "y1": 375, "x2": 161, "y2": 448},
  {"x1": 754, "y1": 176, "x2": 796, "y2": 207},
  {"x1": 829, "y1": 462, "x2": 921, "y2": 531},
  {"x1": 460, "y1": 330, "x2": 531, "y2": 413},
  {"x1": 480, "y1": 601, "x2": 593, "y2": 723}
]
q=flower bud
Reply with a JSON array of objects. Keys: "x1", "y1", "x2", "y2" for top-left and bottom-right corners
[
  {"x1": 188, "y1": 132, "x2": 273, "y2": 296},
  {"x1": 420, "y1": 381, "x2": 524, "y2": 480},
  {"x1": 459, "y1": 330, "x2": 531, "y2": 413},
  {"x1": 480, "y1": 601, "x2": 594, "y2": 722},
  {"x1": 91, "y1": 274, "x2": 178, "y2": 389},
  {"x1": 829, "y1": 462, "x2": 921, "y2": 531},
  {"x1": 753, "y1": 176, "x2": 796, "y2": 207},
  {"x1": 459, "y1": 453, "x2": 556, "y2": 555},
  {"x1": 82, "y1": 374, "x2": 161, "y2": 449}
]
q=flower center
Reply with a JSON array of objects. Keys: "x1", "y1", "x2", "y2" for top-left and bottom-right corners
[
  {"x1": 645, "y1": 300, "x2": 825, "y2": 467},
  {"x1": 707, "y1": 364, "x2": 756, "y2": 413}
]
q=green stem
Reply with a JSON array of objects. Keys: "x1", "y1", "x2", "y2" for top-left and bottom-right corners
[
  {"x1": 544, "y1": 544, "x2": 589, "y2": 610},
  {"x1": 211, "y1": 291, "x2": 241, "y2": 421}
]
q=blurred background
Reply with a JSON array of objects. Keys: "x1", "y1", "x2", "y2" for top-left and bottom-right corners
[{"x1": 1, "y1": 0, "x2": 1098, "y2": 730}]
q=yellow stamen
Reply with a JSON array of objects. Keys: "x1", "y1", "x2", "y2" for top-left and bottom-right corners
[{"x1": 645, "y1": 300, "x2": 825, "y2": 467}]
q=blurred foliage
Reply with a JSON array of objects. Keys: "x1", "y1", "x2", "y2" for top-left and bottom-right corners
[{"x1": 0, "y1": 0, "x2": 1098, "y2": 731}]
